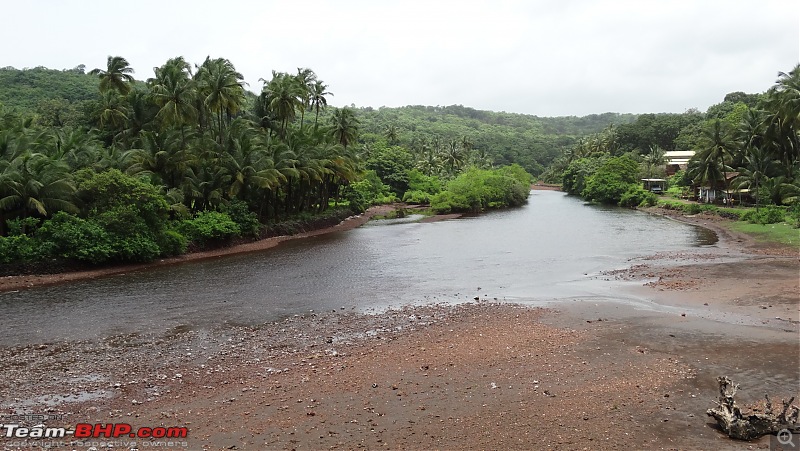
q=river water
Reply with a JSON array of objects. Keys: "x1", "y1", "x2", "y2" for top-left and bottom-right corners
[{"x1": 0, "y1": 191, "x2": 718, "y2": 346}]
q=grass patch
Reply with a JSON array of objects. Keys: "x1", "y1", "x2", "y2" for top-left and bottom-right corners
[{"x1": 729, "y1": 221, "x2": 800, "y2": 249}]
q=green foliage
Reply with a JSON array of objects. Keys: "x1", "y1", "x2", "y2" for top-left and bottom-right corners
[
  {"x1": 5, "y1": 217, "x2": 41, "y2": 236},
  {"x1": 344, "y1": 170, "x2": 393, "y2": 212},
  {"x1": 618, "y1": 185, "x2": 657, "y2": 208},
  {"x1": 156, "y1": 229, "x2": 188, "y2": 256},
  {"x1": 402, "y1": 190, "x2": 433, "y2": 204},
  {"x1": 351, "y1": 105, "x2": 636, "y2": 176},
  {"x1": 581, "y1": 156, "x2": 640, "y2": 204},
  {"x1": 36, "y1": 212, "x2": 112, "y2": 263},
  {"x1": 366, "y1": 143, "x2": 415, "y2": 195},
  {"x1": 430, "y1": 166, "x2": 531, "y2": 213},
  {"x1": 0, "y1": 234, "x2": 42, "y2": 263},
  {"x1": 220, "y1": 200, "x2": 260, "y2": 237},
  {"x1": 402, "y1": 169, "x2": 442, "y2": 204},
  {"x1": 0, "y1": 66, "x2": 98, "y2": 114},
  {"x1": 76, "y1": 169, "x2": 169, "y2": 232},
  {"x1": 740, "y1": 206, "x2": 787, "y2": 225},
  {"x1": 790, "y1": 202, "x2": 800, "y2": 228},
  {"x1": 562, "y1": 157, "x2": 604, "y2": 195},
  {"x1": 180, "y1": 211, "x2": 240, "y2": 245},
  {"x1": 406, "y1": 169, "x2": 442, "y2": 194}
]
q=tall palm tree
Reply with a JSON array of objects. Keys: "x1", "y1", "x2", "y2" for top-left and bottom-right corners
[
  {"x1": 149, "y1": 58, "x2": 198, "y2": 143},
  {"x1": 90, "y1": 56, "x2": 136, "y2": 95},
  {"x1": 443, "y1": 139, "x2": 467, "y2": 174},
  {"x1": 644, "y1": 145, "x2": 666, "y2": 178},
  {"x1": 689, "y1": 120, "x2": 736, "y2": 203},
  {"x1": 384, "y1": 124, "x2": 399, "y2": 145},
  {"x1": 734, "y1": 146, "x2": 776, "y2": 209},
  {"x1": 762, "y1": 65, "x2": 800, "y2": 179},
  {"x1": 295, "y1": 68, "x2": 317, "y2": 129},
  {"x1": 330, "y1": 107, "x2": 359, "y2": 149},
  {"x1": 309, "y1": 80, "x2": 333, "y2": 129},
  {"x1": 261, "y1": 72, "x2": 304, "y2": 139},
  {"x1": 196, "y1": 57, "x2": 247, "y2": 143}
]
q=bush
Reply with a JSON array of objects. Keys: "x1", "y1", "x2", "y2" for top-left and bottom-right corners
[
  {"x1": 402, "y1": 189, "x2": 433, "y2": 204},
  {"x1": 180, "y1": 211, "x2": 240, "y2": 245},
  {"x1": 740, "y1": 206, "x2": 787, "y2": 225},
  {"x1": 157, "y1": 229, "x2": 188, "y2": 257},
  {"x1": 619, "y1": 186, "x2": 657, "y2": 208},
  {"x1": 344, "y1": 170, "x2": 394, "y2": 212},
  {"x1": 581, "y1": 156, "x2": 640, "y2": 205},
  {"x1": 0, "y1": 234, "x2": 42, "y2": 264},
  {"x1": 36, "y1": 212, "x2": 113, "y2": 263},
  {"x1": 429, "y1": 167, "x2": 531, "y2": 213},
  {"x1": 220, "y1": 200, "x2": 261, "y2": 237}
]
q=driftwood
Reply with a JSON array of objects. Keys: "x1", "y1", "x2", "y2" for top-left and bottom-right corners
[{"x1": 707, "y1": 375, "x2": 799, "y2": 440}]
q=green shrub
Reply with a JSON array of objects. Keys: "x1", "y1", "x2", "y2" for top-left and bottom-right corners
[
  {"x1": 790, "y1": 202, "x2": 800, "y2": 228},
  {"x1": 180, "y1": 211, "x2": 240, "y2": 245},
  {"x1": 220, "y1": 200, "x2": 261, "y2": 237},
  {"x1": 741, "y1": 206, "x2": 787, "y2": 225},
  {"x1": 0, "y1": 234, "x2": 42, "y2": 264},
  {"x1": 157, "y1": 229, "x2": 188, "y2": 257},
  {"x1": 402, "y1": 190, "x2": 433, "y2": 204},
  {"x1": 619, "y1": 186, "x2": 657, "y2": 208},
  {"x1": 36, "y1": 212, "x2": 113, "y2": 263},
  {"x1": 430, "y1": 190, "x2": 471, "y2": 213}
]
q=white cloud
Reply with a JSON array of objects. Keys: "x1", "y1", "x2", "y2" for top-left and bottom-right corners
[{"x1": 2, "y1": 0, "x2": 797, "y2": 116}]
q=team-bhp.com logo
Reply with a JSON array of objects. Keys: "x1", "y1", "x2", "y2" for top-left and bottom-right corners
[{"x1": 2, "y1": 422, "x2": 188, "y2": 439}]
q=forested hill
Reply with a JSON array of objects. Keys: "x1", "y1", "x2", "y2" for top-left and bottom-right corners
[
  {"x1": 0, "y1": 66, "x2": 98, "y2": 111},
  {"x1": 352, "y1": 105, "x2": 637, "y2": 175},
  {"x1": 0, "y1": 65, "x2": 637, "y2": 175}
]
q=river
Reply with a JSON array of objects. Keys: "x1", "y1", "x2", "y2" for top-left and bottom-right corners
[{"x1": 0, "y1": 190, "x2": 718, "y2": 346}]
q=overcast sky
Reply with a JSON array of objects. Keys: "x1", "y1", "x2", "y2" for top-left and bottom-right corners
[{"x1": 3, "y1": 0, "x2": 798, "y2": 117}]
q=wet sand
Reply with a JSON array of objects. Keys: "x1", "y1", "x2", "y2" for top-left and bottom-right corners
[{"x1": 0, "y1": 204, "x2": 798, "y2": 450}]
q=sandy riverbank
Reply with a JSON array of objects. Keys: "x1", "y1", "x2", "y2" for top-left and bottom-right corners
[{"x1": 0, "y1": 201, "x2": 798, "y2": 450}]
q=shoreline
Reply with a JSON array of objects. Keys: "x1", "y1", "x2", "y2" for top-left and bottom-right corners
[{"x1": 0, "y1": 205, "x2": 405, "y2": 293}]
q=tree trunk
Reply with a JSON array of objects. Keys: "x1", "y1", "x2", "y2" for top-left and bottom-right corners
[{"x1": 707, "y1": 376, "x2": 799, "y2": 440}]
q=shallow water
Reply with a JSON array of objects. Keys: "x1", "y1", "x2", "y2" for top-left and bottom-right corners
[{"x1": 0, "y1": 191, "x2": 719, "y2": 346}]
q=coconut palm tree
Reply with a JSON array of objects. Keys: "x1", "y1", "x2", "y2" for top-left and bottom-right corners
[
  {"x1": 261, "y1": 72, "x2": 304, "y2": 139},
  {"x1": 295, "y1": 68, "x2": 317, "y2": 128},
  {"x1": 149, "y1": 58, "x2": 198, "y2": 143},
  {"x1": 690, "y1": 120, "x2": 737, "y2": 203},
  {"x1": 643, "y1": 145, "x2": 666, "y2": 178},
  {"x1": 0, "y1": 150, "x2": 78, "y2": 224},
  {"x1": 196, "y1": 57, "x2": 247, "y2": 143},
  {"x1": 330, "y1": 107, "x2": 359, "y2": 149},
  {"x1": 309, "y1": 80, "x2": 333, "y2": 130},
  {"x1": 90, "y1": 56, "x2": 136, "y2": 95},
  {"x1": 734, "y1": 147, "x2": 776, "y2": 209},
  {"x1": 385, "y1": 124, "x2": 399, "y2": 145}
]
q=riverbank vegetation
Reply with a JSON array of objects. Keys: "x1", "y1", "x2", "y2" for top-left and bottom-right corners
[
  {"x1": 0, "y1": 58, "x2": 537, "y2": 270},
  {"x1": 545, "y1": 65, "x2": 800, "y2": 222}
]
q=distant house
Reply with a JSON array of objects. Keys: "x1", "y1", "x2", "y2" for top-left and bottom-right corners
[
  {"x1": 664, "y1": 151, "x2": 695, "y2": 176},
  {"x1": 642, "y1": 178, "x2": 666, "y2": 193},
  {"x1": 696, "y1": 172, "x2": 740, "y2": 204}
]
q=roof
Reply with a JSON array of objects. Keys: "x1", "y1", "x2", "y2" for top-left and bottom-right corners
[
  {"x1": 667, "y1": 158, "x2": 691, "y2": 165},
  {"x1": 641, "y1": 178, "x2": 667, "y2": 182},
  {"x1": 664, "y1": 151, "x2": 696, "y2": 158}
]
